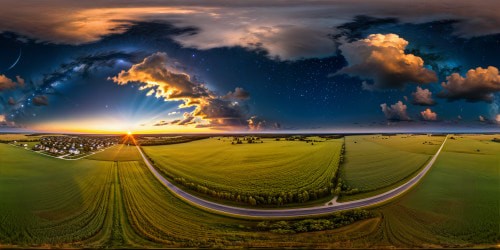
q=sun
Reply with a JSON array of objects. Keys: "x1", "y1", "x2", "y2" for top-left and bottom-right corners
[{"x1": 127, "y1": 131, "x2": 132, "y2": 135}]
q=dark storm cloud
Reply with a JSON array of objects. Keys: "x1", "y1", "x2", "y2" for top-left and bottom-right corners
[
  {"x1": 1, "y1": 0, "x2": 499, "y2": 60},
  {"x1": 222, "y1": 87, "x2": 250, "y2": 100},
  {"x1": 439, "y1": 66, "x2": 500, "y2": 103},
  {"x1": 337, "y1": 34, "x2": 437, "y2": 91},
  {"x1": 380, "y1": 101, "x2": 410, "y2": 121},
  {"x1": 111, "y1": 52, "x2": 253, "y2": 128},
  {"x1": 33, "y1": 95, "x2": 48, "y2": 106}
]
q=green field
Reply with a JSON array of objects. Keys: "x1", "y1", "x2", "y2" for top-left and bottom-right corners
[
  {"x1": 142, "y1": 137, "x2": 343, "y2": 205},
  {"x1": 87, "y1": 144, "x2": 141, "y2": 161},
  {"x1": 352, "y1": 134, "x2": 500, "y2": 247},
  {"x1": 339, "y1": 134, "x2": 445, "y2": 201},
  {"x1": 0, "y1": 135, "x2": 498, "y2": 248}
]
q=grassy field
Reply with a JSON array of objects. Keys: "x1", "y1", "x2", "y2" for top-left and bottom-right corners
[
  {"x1": 0, "y1": 141, "x2": 380, "y2": 248},
  {"x1": 358, "y1": 134, "x2": 500, "y2": 247},
  {"x1": 0, "y1": 134, "x2": 65, "y2": 141},
  {"x1": 142, "y1": 137, "x2": 343, "y2": 205},
  {"x1": 339, "y1": 134, "x2": 445, "y2": 201},
  {"x1": 87, "y1": 144, "x2": 141, "y2": 161},
  {"x1": 0, "y1": 135, "x2": 497, "y2": 248}
]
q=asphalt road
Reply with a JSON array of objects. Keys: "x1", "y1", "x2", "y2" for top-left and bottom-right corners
[{"x1": 137, "y1": 135, "x2": 448, "y2": 218}]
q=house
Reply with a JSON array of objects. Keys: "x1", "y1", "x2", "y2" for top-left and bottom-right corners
[{"x1": 69, "y1": 148, "x2": 80, "y2": 155}]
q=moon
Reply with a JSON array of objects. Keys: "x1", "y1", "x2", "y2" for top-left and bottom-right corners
[{"x1": 6, "y1": 48, "x2": 22, "y2": 71}]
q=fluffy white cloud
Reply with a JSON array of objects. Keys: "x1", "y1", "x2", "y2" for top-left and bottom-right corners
[
  {"x1": 338, "y1": 34, "x2": 437, "y2": 90},
  {"x1": 380, "y1": 100, "x2": 410, "y2": 121},
  {"x1": 439, "y1": 66, "x2": 500, "y2": 102},
  {"x1": 420, "y1": 108, "x2": 437, "y2": 121}
]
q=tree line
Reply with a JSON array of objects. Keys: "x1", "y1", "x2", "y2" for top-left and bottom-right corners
[
  {"x1": 147, "y1": 140, "x2": 346, "y2": 206},
  {"x1": 256, "y1": 209, "x2": 374, "y2": 233}
]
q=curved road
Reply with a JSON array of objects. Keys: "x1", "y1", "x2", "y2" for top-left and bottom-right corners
[{"x1": 137, "y1": 135, "x2": 448, "y2": 218}]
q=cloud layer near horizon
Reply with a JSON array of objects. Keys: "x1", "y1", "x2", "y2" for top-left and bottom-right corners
[
  {"x1": 111, "y1": 52, "x2": 252, "y2": 128},
  {"x1": 1, "y1": 0, "x2": 500, "y2": 60}
]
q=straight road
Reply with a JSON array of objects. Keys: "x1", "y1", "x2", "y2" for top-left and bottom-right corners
[{"x1": 137, "y1": 135, "x2": 448, "y2": 218}]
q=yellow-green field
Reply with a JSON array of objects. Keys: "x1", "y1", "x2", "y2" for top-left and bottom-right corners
[
  {"x1": 142, "y1": 137, "x2": 343, "y2": 204},
  {"x1": 0, "y1": 134, "x2": 498, "y2": 248},
  {"x1": 87, "y1": 144, "x2": 141, "y2": 161},
  {"x1": 357, "y1": 134, "x2": 500, "y2": 247},
  {"x1": 0, "y1": 133, "x2": 65, "y2": 141},
  {"x1": 339, "y1": 134, "x2": 446, "y2": 201}
]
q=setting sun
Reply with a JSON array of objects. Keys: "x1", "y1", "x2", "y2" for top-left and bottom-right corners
[{"x1": 127, "y1": 131, "x2": 132, "y2": 135}]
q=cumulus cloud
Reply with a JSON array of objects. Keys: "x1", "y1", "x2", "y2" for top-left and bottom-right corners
[
  {"x1": 33, "y1": 95, "x2": 49, "y2": 106},
  {"x1": 15, "y1": 76, "x2": 25, "y2": 88},
  {"x1": 337, "y1": 34, "x2": 437, "y2": 90},
  {"x1": 247, "y1": 116, "x2": 281, "y2": 131},
  {"x1": 1, "y1": 1, "x2": 500, "y2": 60},
  {"x1": 222, "y1": 87, "x2": 250, "y2": 100},
  {"x1": 167, "y1": 111, "x2": 179, "y2": 115},
  {"x1": 380, "y1": 100, "x2": 410, "y2": 121},
  {"x1": 0, "y1": 114, "x2": 16, "y2": 127},
  {"x1": 420, "y1": 108, "x2": 437, "y2": 121},
  {"x1": 0, "y1": 75, "x2": 17, "y2": 91},
  {"x1": 110, "y1": 52, "x2": 251, "y2": 128},
  {"x1": 439, "y1": 66, "x2": 500, "y2": 103},
  {"x1": 412, "y1": 86, "x2": 436, "y2": 106}
]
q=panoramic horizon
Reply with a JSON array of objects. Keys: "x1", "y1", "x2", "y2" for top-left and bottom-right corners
[{"x1": 0, "y1": 1, "x2": 498, "y2": 249}]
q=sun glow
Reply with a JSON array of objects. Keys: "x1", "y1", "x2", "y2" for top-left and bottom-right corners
[{"x1": 127, "y1": 131, "x2": 132, "y2": 135}]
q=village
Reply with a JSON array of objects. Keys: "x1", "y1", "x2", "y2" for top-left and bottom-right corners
[{"x1": 30, "y1": 136, "x2": 119, "y2": 156}]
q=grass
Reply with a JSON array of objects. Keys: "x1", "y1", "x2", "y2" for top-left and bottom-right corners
[
  {"x1": 142, "y1": 137, "x2": 343, "y2": 204},
  {"x1": 87, "y1": 144, "x2": 141, "y2": 161},
  {"x1": 363, "y1": 134, "x2": 500, "y2": 247},
  {"x1": 339, "y1": 134, "x2": 445, "y2": 201},
  {"x1": 0, "y1": 134, "x2": 497, "y2": 248}
]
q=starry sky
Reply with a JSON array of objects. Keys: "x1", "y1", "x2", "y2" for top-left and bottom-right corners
[{"x1": 0, "y1": 0, "x2": 499, "y2": 133}]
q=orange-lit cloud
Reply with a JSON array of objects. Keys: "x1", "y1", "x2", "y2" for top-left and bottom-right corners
[
  {"x1": 439, "y1": 66, "x2": 500, "y2": 103},
  {"x1": 110, "y1": 52, "x2": 250, "y2": 129},
  {"x1": 0, "y1": 75, "x2": 15, "y2": 91},
  {"x1": 412, "y1": 86, "x2": 436, "y2": 106},
  {"x1": 420, "y1": 108, "x2": 437, "y2": 121},
  {"x1": 2, "y1": 1, "x2": 500, "y2": 60},
  {"x1": 338, "y1": 34, "x2": 437, "y2": 90}
]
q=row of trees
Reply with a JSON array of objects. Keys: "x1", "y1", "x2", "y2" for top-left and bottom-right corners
[
  {"x1": 174, "y1": 176, "x2": 334, "y2": 206},
  {"x1": 149, "y1": 140, "x2": 347, "y2": 206},
  {"x1": 256, "y1": 209, "x2": 374, "y2": 233}
]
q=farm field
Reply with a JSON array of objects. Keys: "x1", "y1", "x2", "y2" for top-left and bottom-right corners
[
  {"x1": 363, "y1": 134, "x2": 500, "y2": 247},
  {"x1": 142, "y1": 137, "x2": 343, "y2": 205},
  {"x1": 87, "y1": 144, "x2": 141, "y2": 161},
  {"x1": 0, "y1": 141, "x2": 380, "y2": 248},
  {"x1": 339, "y1": 134, "x2": 445, "y2": 201},
  {"x1": 0, "y1": 134, "x2": 498, "y2": 248}
]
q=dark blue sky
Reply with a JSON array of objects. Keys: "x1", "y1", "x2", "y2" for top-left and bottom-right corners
[{"x1": 0, "y1": 1, "x2": 499, "y2": 133}]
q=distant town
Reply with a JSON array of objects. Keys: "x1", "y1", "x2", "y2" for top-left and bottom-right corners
[{"x1": 11, "y1": 135, "x2": 120, "y2": 159}]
